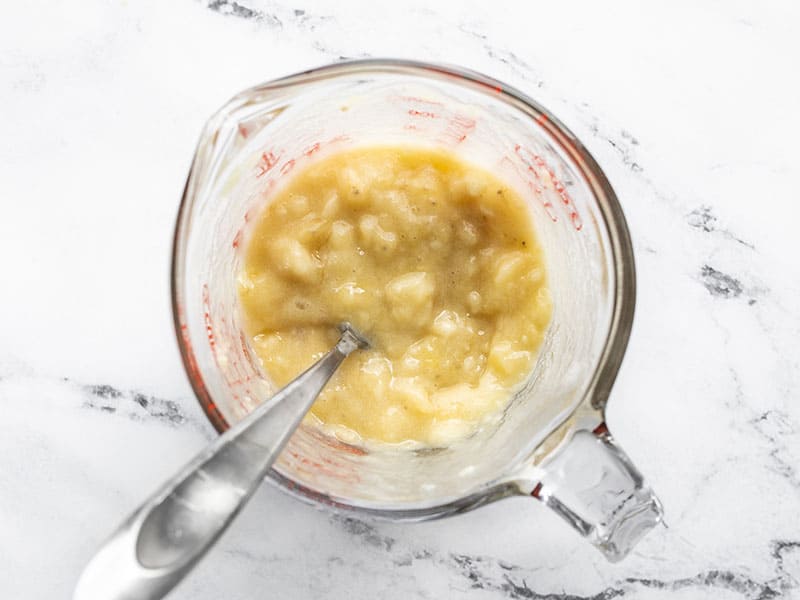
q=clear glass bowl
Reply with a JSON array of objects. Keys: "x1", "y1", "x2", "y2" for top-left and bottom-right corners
[{"x1": 171, "y1": 60, "x2": 662, "y2": 561}]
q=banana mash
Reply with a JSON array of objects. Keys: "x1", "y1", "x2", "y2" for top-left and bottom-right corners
[{"x1": 238, "y1": 147, "x2": 551, "y2": 445}]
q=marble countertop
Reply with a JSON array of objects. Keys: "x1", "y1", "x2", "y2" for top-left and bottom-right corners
[{"x1": 2, "y1": 1, "x2": 799, "y2": 598}]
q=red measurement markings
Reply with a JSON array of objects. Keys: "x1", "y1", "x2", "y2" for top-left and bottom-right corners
[
  {"x1": 398, "y1": 95, "x2": 445, "y2": 107},
  {"x1": 289, "y1": 450, "x2": 325, "y2": 471},
  {"x1": 177, "y1": 304, "x2": 227, "y2": 429},
  {"x1": 500, "y1": 155, "x2": 558, "y2": 222},
  {"x1": 408, "y1": 108, "x2": 438, "y2": 118},
  {"x1": 201, "y1": 284, "x2": 216, "y2": 351},
  {"x1": 514, "y1": 145, "x2": 583, "y2": 230},
  {"x1": 280, "y1": 158, "x2": 296, "y2": 176},
  {"x1": 227, "y1": 329, "x2": 254, "y2": 391},
  {"x1": 303, "y1": 142, "x2": 321, "y2": 156},
  {"x1": 217, "y1": 315, "x2": 254, "y2": 396},
  {"x1": 178, "y1": 318, "x2": 203, "y2": 388},
  {"x1": 256, "y1": 150, "x2": 281, "y2": 178},
  {"x1": 258, "y1": 136, "x2": 349, "y2": 183},
  {"x1": 442, "y1": 113, "x2": 476, "y2": 144},
  {"x1": 287, "y1": 450, "x2": 360, "y2": 483},
  {"x1": 202, "y1": 286, "x2": 255, "y2": 411},
  {"x1": 226, "y1": 355, "x2": 252, "y2": 389},
  {"x1": 329, "y1": 134, "x2": 350, "y2": 144},
  {"x1": 403, "y1": 124, "x2": 419, "y2": 131},
  {"x1": 201, "y1": 289, "x2": 226, "y2": 375},
  {"x1": 201, "y1": 286, "x2": 240, "y2": 405},
  {"x1": 234, "y1": 204, "x2": 257, "y2": 249},
  {"x1": 253, "y1": 133, "x2": 351, "y2": 227},
  {"x1": 302, "y1": 135, "x2": 349, "y2": 161},
  {"x1": 240, "y1": 330, "x2": 260, "y2": 373}
]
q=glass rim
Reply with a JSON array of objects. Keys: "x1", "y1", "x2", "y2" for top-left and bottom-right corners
[{"x1": 170, "y1": 58, "x2": 636, "y2": 520}]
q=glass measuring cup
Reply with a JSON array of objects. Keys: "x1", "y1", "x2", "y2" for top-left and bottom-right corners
[{"x1": 172, "y1": 60, "x2": 663, "y2": 561}]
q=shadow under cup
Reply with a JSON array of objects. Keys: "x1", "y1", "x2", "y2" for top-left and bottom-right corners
[{"x1": 172, "y1": 62, "x2": 634, "y2": 519}]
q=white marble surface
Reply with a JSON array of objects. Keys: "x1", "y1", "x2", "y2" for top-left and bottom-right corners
[{"x1": 2, "y1": 1, "x2": 800, "y2": 598}]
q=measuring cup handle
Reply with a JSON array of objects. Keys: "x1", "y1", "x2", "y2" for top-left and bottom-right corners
[{"x1": 531, "y1": 423, "x2": 663, "y2": 562}]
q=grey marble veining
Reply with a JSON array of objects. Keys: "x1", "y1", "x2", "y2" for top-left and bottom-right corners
[{"x1": 1, "y1": 1, "x2": 799, "y2": 598}]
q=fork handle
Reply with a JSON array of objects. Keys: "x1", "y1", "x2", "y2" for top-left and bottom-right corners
[{"x1": 74, "y1": 328, "x2": 363, "y2": 600}]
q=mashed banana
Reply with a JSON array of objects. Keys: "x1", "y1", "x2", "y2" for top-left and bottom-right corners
[{"x1": 239, "y1": 146, "x2": 551, "y2": 445}]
